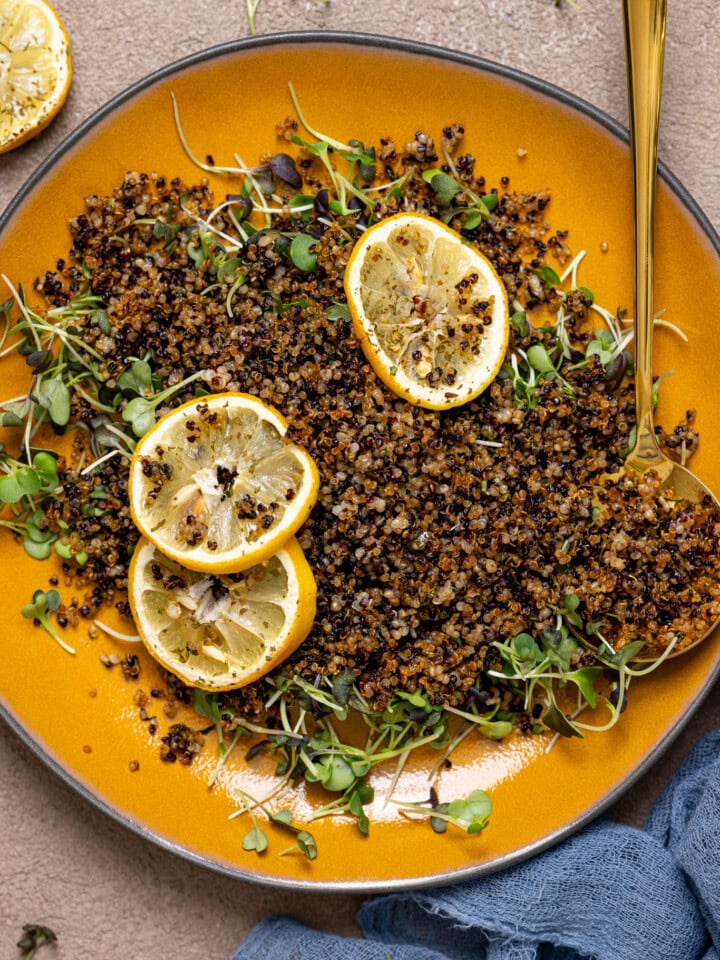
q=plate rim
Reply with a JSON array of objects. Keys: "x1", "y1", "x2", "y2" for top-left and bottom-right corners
[{"x1": 1, "y1": 29, "x2": 719, "y2": 894}]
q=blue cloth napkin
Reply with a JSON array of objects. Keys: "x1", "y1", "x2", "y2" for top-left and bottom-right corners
[{"x1": 233, "y1": 729, "x2": 720, "y2": 960}]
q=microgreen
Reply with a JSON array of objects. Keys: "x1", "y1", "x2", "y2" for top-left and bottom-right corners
[
  {"x1": 0, "y1": 276, "x2": 169, "y2": 471},
  {"x1": 394, "y1": 788, "x2": 492, "y2": 835},
  {"x1": 232, "y1": 789, "x2": 318, "y2": 860},
  {"x1": 21, "y1": 589, "x2": 75, "y2": 655},
  {"x1": 533, "y1": 265, "x2": 561, "y2": 288},
  {"x1": 422, "y1": 169, "x2": 462, "y2": 205},
  {"x1": 488, "y1": 616, "x2": 611, "y2": 739},
  {"x1": 0, "y1": 451, "x2": 57, "y2": 503},
  {"x1": 526, "y1": 342, "x2": 574, "y2": 395},
  {"x1": 16, "y1": 924, "x2": 57, "y2": 959},
  {"x1": 289, "y1": 233, "x2": 318, "y2": 272},
  {"x1": 499, "y1": 349, "x2": 539, "y2": 410},
  {"x1": 326, "y1": 302, "x2": 351, "y2": 322},
  {"x1": 245, "y1": 0, "x2": 261, "y2": 35},
  {"x1": 229, "y1": 673, "x2": 507, "y2": 842},
  {"x1": 193, "y1": 690, "x2": 249, "y2": 787},
  {"x1": 121, "y1": 370, "x2": 204, "y2": 437},
  {"x1": 240, "y1": 808, "x2": 269, "y2": 854},
  {"x1": 282, "y1": 828, "x2": 318, "y2": 860},
  {"x1": 116, "y1": 359, "x2": 158, "y2": 397},
  {"x1": 0, "y1": 449, "x2": 61, "y2": 559},
  {"x1": 421, "y1": 167, "x2": 496, "y2": 229},
  {"x1": 33, "y1": 375, "x2": 71, "y2": 426},
  {"x1": 272, "y1": 810, "x2": 319, "y2": 859},
  {"x1": 510, "y1": 309, "x2": 531, "y2": 337}
]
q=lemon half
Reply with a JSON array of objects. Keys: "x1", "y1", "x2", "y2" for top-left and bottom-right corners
[{"x1": 344, "y1": 213, "x2": 510, "y2": 410}]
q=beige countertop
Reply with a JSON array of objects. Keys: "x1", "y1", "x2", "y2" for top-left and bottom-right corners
[{"x1": 1, "y1": 2, "x2": 719, "y2": 958}]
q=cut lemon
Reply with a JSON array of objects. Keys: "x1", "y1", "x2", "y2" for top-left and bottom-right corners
[
  {"x1": 0, "y1": 0, "x2": 72, "y2": 154},
  {"x1": 128, "y1": 393, "x2": 319, "y2": 573},
  {"x1": 344, "y1": 212, "x2": 510, "y2": 410},
  {"x1": 128, "y1": 536, "x2": 316, "y2": 690}
]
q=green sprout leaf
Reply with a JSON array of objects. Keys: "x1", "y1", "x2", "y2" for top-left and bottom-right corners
[
  {"x1": 511, "y1": 632, "x2": 544, "y2": 664},
  {"x1": 17, "y1": 923, "x2": 57, "y2": 958},
  {"x1": 270, "y1": 809, "x2": 294, "y2": 827},
  {"x1": 289, "y1": 233, "x2": 318, "y2": 272},
  {"x1": 395, "y1": 788, "x2": 492, "y2": 836},
  {"x1": 153, "y1": 219, "x2": 180, "y2": 246},
  {"x1": 526, "y1": 343, "x2": 557, "y2": 376},
  {"x1": 600, "y1": 640, "x2": 645, "y2": 669},
  {"x1": 541, "y1": 625, "x2": 578, "y2": 670},
  {"x1": 307, "y1": 754, "x2": 356, "y2": 793},
  {"x1": 510, "y1": 310, "x2": 530, "y2": 337},
  {"x1": 295, "y1": 830, "x2": 318, "y2": 859},
  {"x1": 193, "y1": 689, "x2": 222, "y2": 723},
  {"x1": 21, "y1": 588, "x2": 75, "y2": 655},
  {"x1": 533, "y1": 265, "x2": 561, "y2": 288},
  {"x1": 543, "y1": 702, "x2": 582, "y2": 739},
  {"x1": 446, "y1": 789, "x2": 492, "y2": 834},
  {"x1": 117, "y1": 360, "x2": 154, "y2": 396},
  {"x1": 242, "y1": 824, "x2": 268, "y2": 854},
  {"x1": 272, "y1": 810, "x2": 319, "y2": 860},
  {"x1": 558, "y1": 593, "x2": 583, "y2": 629},
  {"x1": 35, "y1": 376, "x2": 70, "y2": 426},
  {"x1": 32, "y1": 451, "x2": 59, "y2": 488},
  {"x1": 1, "y1": 407, "x2": 26, "y2": 427},
  {"x1": 567, "y1": 666, "x2": 604, "y2": 709},
  {"x1": 430, "y1": 807, "x2": 449, "y2": 833},
  {"x1": 478, "y1": 719, "x2": 514, "y2": 740},
  {"x1": 0, "y1": 466, "x2": 41, "y2": 503},
  {"x1": 24, "y1": 538, "x2": 53, "y2": 560},
  {"x1": 425, "y1": 172, "x2": 462, "y2": 205},
  {"x1": 331, "y1": 669, "x2": 356, "y2": 705},
  {"x1": 326, "y1": 303, "x2": 351, "y2": 322},
  {"x1": 462, "y1": 209, "x2": 484, "y2": 230},
  {"x1": 121, "y1": 397, "x2": 157, "y2": 437},
  {"x1": 216, "y1": 258, "x2": 245, "y2": 283}
]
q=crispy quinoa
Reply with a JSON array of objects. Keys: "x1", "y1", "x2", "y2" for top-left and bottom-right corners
[{"x1": 32, "y1": 133, "x2": 720, "y2": 722}]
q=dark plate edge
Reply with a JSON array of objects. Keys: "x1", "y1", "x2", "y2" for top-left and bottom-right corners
[{"x1": 1, "y1": 29, "x2": 719, "y2": 895}]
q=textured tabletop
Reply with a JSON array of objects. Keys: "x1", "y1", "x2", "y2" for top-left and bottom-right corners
[{"x1": 1, "y1": 2, "x2": 719, "y2": 958}]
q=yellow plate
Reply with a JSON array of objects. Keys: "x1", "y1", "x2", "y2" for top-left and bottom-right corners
[{"x1": 1, "y1": 34, "x2": 719, "y2": 892}]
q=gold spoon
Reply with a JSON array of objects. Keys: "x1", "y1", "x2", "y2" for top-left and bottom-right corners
[{"x1": 595, "y1": 0, "x2": 720, "y2": 661}]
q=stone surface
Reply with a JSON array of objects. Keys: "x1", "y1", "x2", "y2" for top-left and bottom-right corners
[{"x1": 1, "y1": 2, "x2": 718, "y2": 958}]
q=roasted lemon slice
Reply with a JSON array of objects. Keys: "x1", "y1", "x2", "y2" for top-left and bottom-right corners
[
  {"x1": 128, "y1": 536, "x2": 316, "y2": 690},
  {"x1": 344, "y1": 213, "x2": 509, "y2": 410},
  {"x1": 0, "y1": 0, "x2": 72, "y2": 153},
  {"x1": 128, "y1": 393, "x2": 319, "y2": 573}
]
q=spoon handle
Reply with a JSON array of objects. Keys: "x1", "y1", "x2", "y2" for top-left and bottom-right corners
[{"x1": 623, "y1": 0, "x2": 667, "y2": 468}]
